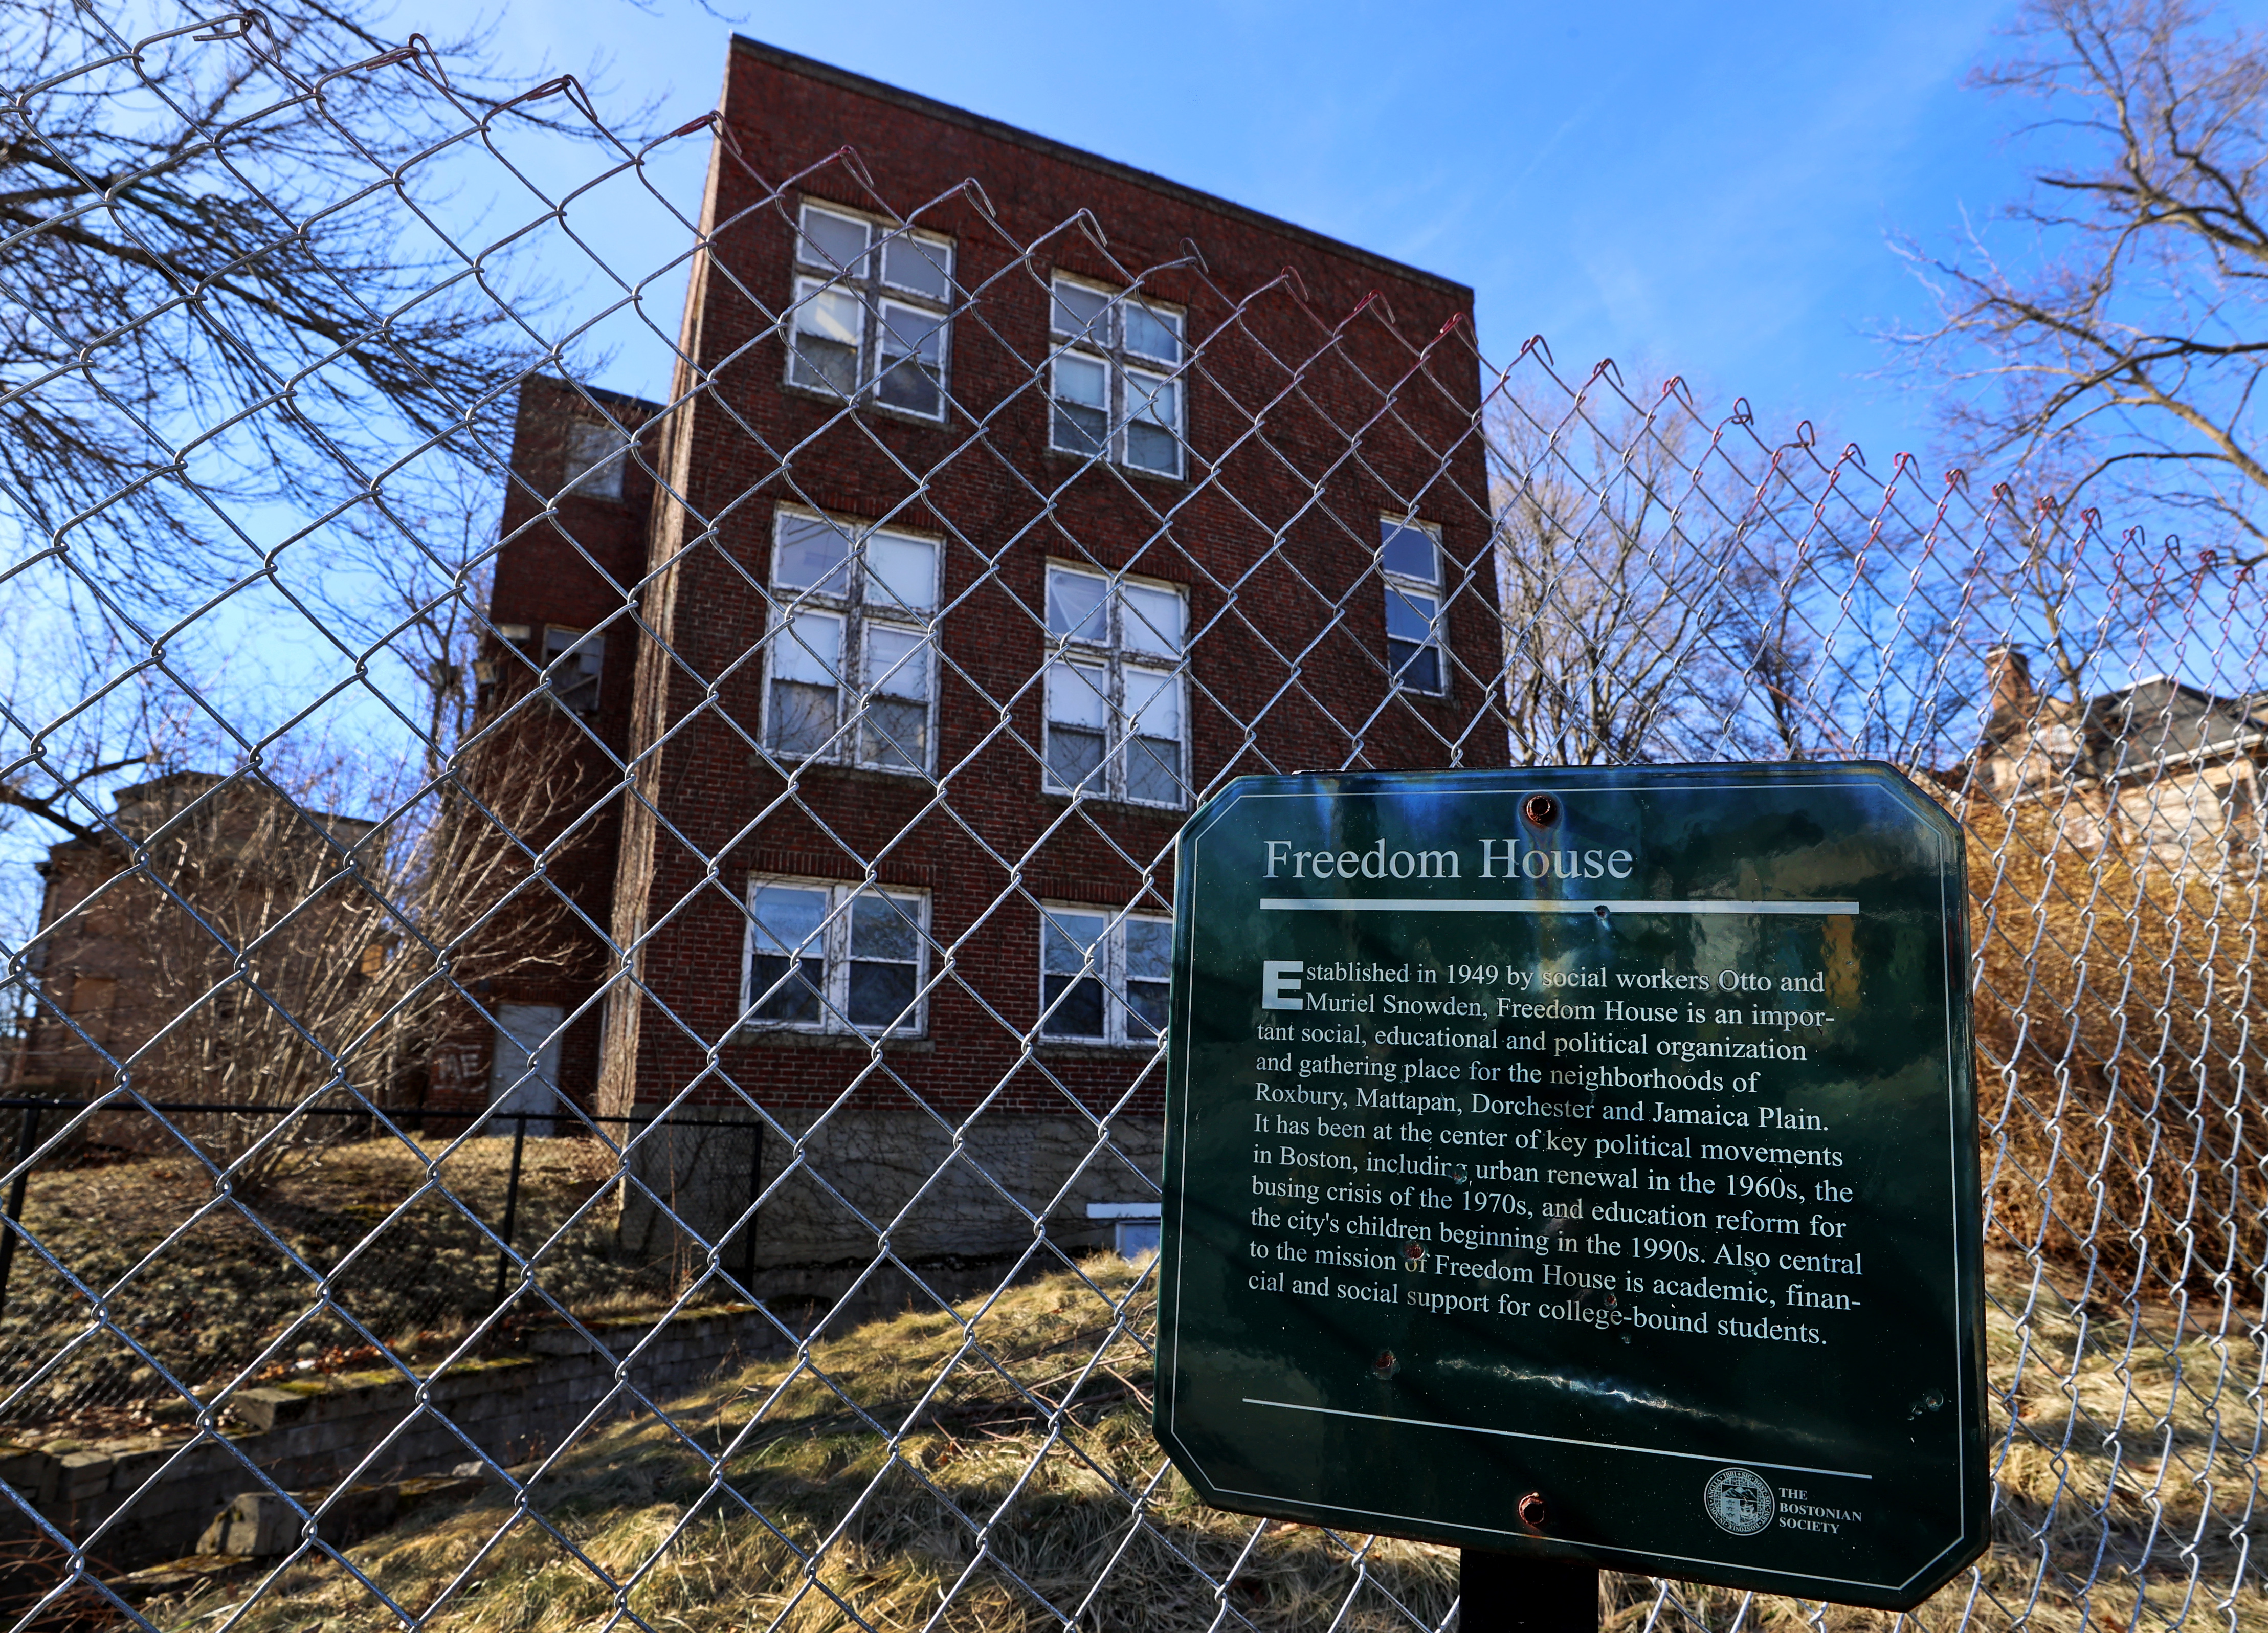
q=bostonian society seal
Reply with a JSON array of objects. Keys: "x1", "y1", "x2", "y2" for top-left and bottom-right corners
[{"x1": 1703, "y1": 1468, "x2": 1775, "y2": 1536}]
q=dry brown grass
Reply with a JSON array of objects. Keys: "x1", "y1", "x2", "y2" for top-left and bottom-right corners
[
  {"x1": 131, "y1": 1254, "x2": 2264, "y2": 1633},
  {"x1": 150, "y1": 1256, "x2": 1459, "y2": 1633},
  {"x1": 1962, "y1": 797, "x2": 2265, "y2": 1298},
  {"x1": 0, "y1": 1135, "x2": 668, "y2": 1437}
]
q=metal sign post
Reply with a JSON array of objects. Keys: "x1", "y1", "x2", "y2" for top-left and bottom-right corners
[
  {"x1": 1152, "y1": 764, "x2": 1987, "y2": 1612},
  {"x1": 1462, "y1": 1549, "x2": 1598, "y2": 1632}
]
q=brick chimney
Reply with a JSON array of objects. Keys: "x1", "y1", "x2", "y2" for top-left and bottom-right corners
[{"x1": 1985, "y1": 644, "x2": 2033, "y2": 724}]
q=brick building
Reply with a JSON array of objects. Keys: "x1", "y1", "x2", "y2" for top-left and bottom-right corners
[
  {"x1": 1973, "y1": 646, "x2": 2265, "y2": 872},
  {"x1": 483, "y1": 38, "x2": 1507, "y2": 1301},
  {"x1": 10, "y1": 772, "x2": 381, "y2": 1115},
  {"x1": 461, "y1": 381, "x2": 662, "y2": 1127}
]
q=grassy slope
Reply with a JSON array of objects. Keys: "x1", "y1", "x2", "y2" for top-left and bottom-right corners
[
  {"x1": 141, "y1": 1257, "x2": 2262, "y2": 1633},
  {"x1": 2, "y1": 1137, "x2": 645, "y2": 1440}
]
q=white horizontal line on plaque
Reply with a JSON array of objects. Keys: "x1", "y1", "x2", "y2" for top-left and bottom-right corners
[
  {"x1": 1242, "y1": 1398, "x2": 1872, "y2": 1481},
  {"x1": 1258, "y1": 897, "x2": 1860, "y2": 916}
]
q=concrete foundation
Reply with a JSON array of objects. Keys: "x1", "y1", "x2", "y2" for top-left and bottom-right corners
[{"x1": 616, "y1": 1108, "x2": 1164, "y2": 1303}]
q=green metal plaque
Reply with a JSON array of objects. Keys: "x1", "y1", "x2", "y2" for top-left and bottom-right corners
[{"x1": 1154, "y1": 764, "x2": 1987, "y2": 1610}]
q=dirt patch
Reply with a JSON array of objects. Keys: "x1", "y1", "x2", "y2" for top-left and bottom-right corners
[{"x1": 0, "y1": 1135, "x2": 671, "y2": 1437}]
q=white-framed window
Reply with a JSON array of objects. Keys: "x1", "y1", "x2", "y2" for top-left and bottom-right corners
[
  {"x1": 1039, "y1": 904, "x2": 1172, "y2": 1046},
  {"x1": 764, "y1": 510, "x2": 939, "y2": 773},
  {"x1": 787, "y1": 201, "x2": 954, "y2": 420},
  {"x1": 542, "y1": 626, "x2": 604, "y2": 718},
  {"x1": 742, "y1": 878, "x2": 929, "y2": 1036},
  {"x1": 1380, "y1": 518, "x2": 1447, "y2": 695},
  {"x1": 1049, "y1": 275, "x2": 1186, "y2": 477},
  {"x1": 564, "y1": 420, "x2": 629, "y2": 501},
  {"x1": 1042, "y1": 563, "x2": 1187, "y2": 807}
]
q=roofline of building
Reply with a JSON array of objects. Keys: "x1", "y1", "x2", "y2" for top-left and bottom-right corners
[
  {"x1": 728, "y1": 35, "x2": 1474, "y2": 303},
  {"x1": 2084, "y1": 672, "x2": 2268, "y2": 731},
  {"x1": 2101, "y1": 730, "x2": 2261, "y2": 779},
  {"x1": 95, "y1": 768, "x2": 379, "y2": 843},
  {"x1": 2091, "y1": 670, "x2": 2263, "y2": 712},
  {"x1": 524, "y1": 375, "x2": 666, "y2": 420}
]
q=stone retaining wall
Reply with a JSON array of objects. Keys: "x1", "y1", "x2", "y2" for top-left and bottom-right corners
[{"x1": 1, "y1": 1302, "x2": 786, "y2": 1576}]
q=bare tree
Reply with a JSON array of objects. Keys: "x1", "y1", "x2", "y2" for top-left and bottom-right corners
[
  {"x1": 1897, "y1": 0, "x2": 2268, "y2": 562},
  {"x1": 20, "y1": 718, "x2": 593, "y2": 1184},
  {"x1": 1965, "y1": 788, "x2": 2265, "y2": 1291},
  {"x1": 1487, "y1": 374, "x2": 1989, "y2": 769},
  {"x1": 1487, "y1": 380, "x2": 1791, "y2": 763},
  {"x1": 0, "y1": 2, "x2": 624, "y2": 621},
  {"x1": 0, "y1": 650, "x2": 174, "y2": 849},
  {"x1": 6, "y1": 466, "x2": 601, "y2": 1182}
]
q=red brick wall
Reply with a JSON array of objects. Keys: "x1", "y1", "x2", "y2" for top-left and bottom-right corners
[
  {"x1": 458, "y1": 379, "x2": 662, "y2": 1117},
  {"x1": 520, "y1": 42, "x2": 1505, "y2": 1138}
]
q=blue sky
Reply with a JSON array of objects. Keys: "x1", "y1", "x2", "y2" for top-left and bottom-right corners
[
  {"x1": 10, "y1": 1, "x2": 2262, "y2": 925},
  {"x1": 382, "y1": 0, "x2": 2053, "y2": 467}
]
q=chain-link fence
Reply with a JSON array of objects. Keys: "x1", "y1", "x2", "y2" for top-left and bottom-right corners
[{"x1": 1, "y1": 10, "x2": 2261, "y2": 1633}]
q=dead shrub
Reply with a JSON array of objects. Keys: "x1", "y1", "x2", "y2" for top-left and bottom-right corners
[{"x1": 1963, "y1": 796, "x2": 2264, "y2": 1299}]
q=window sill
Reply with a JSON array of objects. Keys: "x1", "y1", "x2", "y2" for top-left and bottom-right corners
[
  {"x1": 1041, "y1": 445, "x2": 1188, "y2": 486},
  {"x1": 732, "y1": 1029, "x2": 932, "y2": 1052},
  {"x1": 1038, "y1": 787, "x2": 1189, "y2": 815},
  {"x1": 1035, "y1": 1041, "x2": 1164, "y2": 1061},
  {"x1": 749, "y1": 753, "x2": 936, "y2": 785},
  {"x1": 780, "y1": 379, "x2": 950, "y2": 428}
]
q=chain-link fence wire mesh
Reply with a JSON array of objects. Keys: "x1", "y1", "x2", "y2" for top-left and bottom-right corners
[
  {"x1": 0, "y1": 1105, "x2": 756, "y2": 1438},
  {"x1": 0, "y1": 10, "x2": 2262, "y2": 1633}
]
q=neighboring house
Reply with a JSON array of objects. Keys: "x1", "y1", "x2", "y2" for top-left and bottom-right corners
[
  {"x1": 10, "y1": 772, "x2": 382, "y2": 1113},
  {"x1": 430, "y1": 380, "x2": 663, "y2": 1129},
  {"x1": 1973, "y1": 646, "x2": 2265, "y2": 872},
  {"x1": 476, "y1": 37, "x2": 1506, "y2": 1301}
]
